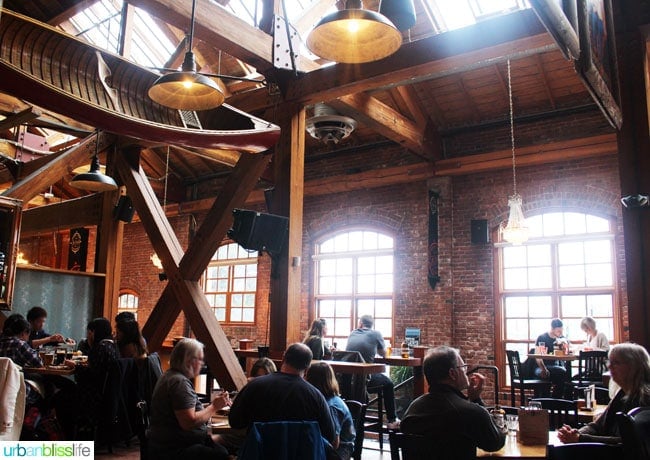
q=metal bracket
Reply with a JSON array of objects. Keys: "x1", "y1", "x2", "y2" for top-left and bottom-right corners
[{"x1": 273, "y1": 15, "x2": 299, "y2": 72}]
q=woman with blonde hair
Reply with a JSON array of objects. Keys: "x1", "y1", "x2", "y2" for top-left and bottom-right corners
[
  {"x1": 148, "y1": 338, "x2": 231, "y2": 460},
  {"x1": 580, "y1": 317, "x2": 610, "y2": 350},
  {"x1": 558, "y1": 342, "x2": 650, "y2": 444},
  {"x1": 306, "y1": 361, "x2": 355, "y2": 460}
]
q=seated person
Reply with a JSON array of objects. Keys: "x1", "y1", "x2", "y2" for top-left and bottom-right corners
[
  {"x1": 26, "y1": 306, "x2": 74, "y2": 348},
  {"x1": 303, "y1": 318, "x2": 332, "y2": 360},
  {"x1": 558, "y1": 343, "x2": 650, "y2": 444},
  {"x1": 534, "y1": 318, "x2": 569, "y2": 398},
  {"x1": 249, "y1": 357, "x2": 277, "y2": 380},
  {"x1": 115, "y1": 319, "x2": 148, "y2": 360},
  {"x1": 148, "y1": 338, "x2": 231, "y2": 460},
  {"x1": 306, "y1": 361, "x2": 355, "y2": 460},
  {"x1": 580, "y1": 317, "x2": 610, "y2": 351},
  {"x1": 346, "y1": 314, "x2": 399, "y2": 429},
  {"x1": 229, "y1": 343, "x2": 337, "y2": 449},
  {"x1": 214, "y1": 357, "x2": 278, "y2": 455},
  {"x1": 71, "y1": 317, "x2": 120, "y2": 439},
  {"x1": 401, "y1": 346, "x2": 505, "y2": 459},
  {"x1": 0, "y1": 313, "x2": 44, "y2": 405}
]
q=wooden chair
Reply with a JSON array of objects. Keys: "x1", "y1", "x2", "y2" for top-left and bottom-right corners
[
  {"x1": 617, "y1": 406, "x2": 650, "y2": 460},
  {"x1": 529, "y1": 398, "x2": 579, "y2": 430},
  {"x1": 572, "y1": 350, "x2": 608, "y2": 387},
  {"x1": 388, "y1": 431, "x2": 431, "y2": 460},
  {"x1": 505, "y1": 350, "x2": 552, "y2": 406},
  {"x1": 344, "y1": 399, "x2": 367, "y2": 460},
  {"x1": 547, "y1": 442, "x2": 623, "y2": 460}
]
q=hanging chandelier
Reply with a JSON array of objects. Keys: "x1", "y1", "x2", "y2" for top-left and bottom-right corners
[{"x1": 500, "y1": 59, "x2": 528, "y2": 245}]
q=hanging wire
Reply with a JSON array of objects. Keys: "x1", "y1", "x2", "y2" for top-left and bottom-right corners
[
  {"x1": 163, "y1": 145, "x2": 170, "y2": 208},
  {"x1": 507, "y1": 59, "x2": 517, "y2": 196}
]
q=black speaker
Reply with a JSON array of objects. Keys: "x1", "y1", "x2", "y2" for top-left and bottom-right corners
[
  {"x1": 228, "y1": 209, "x2": 289, "y2": 255},
  {"x1": 113, "y1": 195, "x2": 135, "y2": 223},
  {"x1": 471, "y1": 219, "x2": 489, "y2": 244}
]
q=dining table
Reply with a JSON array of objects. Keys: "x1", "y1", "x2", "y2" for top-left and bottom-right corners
[
  {"x1": 477, "y1": 431, "x2": 561, "y2": 458},
  {"x1": 527, "y1": 352, "x2": 578, "y2": 382},
  {"x1": 23, "y1": 364, "x2": 76, "y2": 376}
]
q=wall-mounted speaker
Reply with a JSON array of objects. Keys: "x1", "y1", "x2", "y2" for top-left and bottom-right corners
[
  {"x1": 471, "y1": 219, "x2": 489, "y2": 244},
  {"x1": 113, "y1": 195, "x2": 135, "y2": 223},
  {"x1": 228, "y1": 209, "x2": 289, "y2": 255}
]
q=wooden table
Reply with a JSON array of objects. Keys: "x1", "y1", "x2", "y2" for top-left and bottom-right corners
[
  {"x1": 23, "y1": 365, "x2": 76, "y2": 376},
  {"x1": 210, "y1": 415, "x2": 232, "y2": 434},
  {"x1": 477, "y1": 431, "x2": 560, "y2": 458},
  {"x1": 578, "y1": 403, "x2": 606, "y2": 423},
  {"x1": 527, "y1": 353, "x2": 578, "y2": 382},
  {"x1": 375, "y1": 355, "x2": 425, "y2": 397}
]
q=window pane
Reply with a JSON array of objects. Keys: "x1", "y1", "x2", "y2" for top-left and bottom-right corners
[
  {"x1": 505, "y1": 296, "x2": 528, "y2": 317},
  {"x1": 559, "y1": 242, "x2": 585, "y2": 264},
  {"x1": 504, "y1": 267, "x2": 527, "y2": 289},
  {"x1": 585, "y1": 263, "x2": 612, "y2": 286},
  {"x1": 505, "y1": 318, "x2": 529, "y2": 340},
  {"x1": 231, "y1": 309, "x2": 242, "y2": 322},
  {"x1": 242, "y1": 308, "x2": 254, "y2": 322},
  {"x1": 528, "y1": 267, "x2": 552, "y2": 289},
  {"x1": 561, "y1": 295, "x2": 585, "y2": 317},
  {"x1": 559, "y1": 265, "x2": 585, "y2": 288},
  {"x1": 587, "y1": 295, "x2": 613, "y2": 317},
  {"x1": 564, "y1": 212, "x2": 587, "y2": 234},
  {"x1": 584, "y1": 240, "x2": 611, "y2": 263},
  {"x1": 529, "y1": 296, "x2": 552, "y2": 317},
  {"x1": 542, "y1": 213, "x2": 564, "y2": 236}
]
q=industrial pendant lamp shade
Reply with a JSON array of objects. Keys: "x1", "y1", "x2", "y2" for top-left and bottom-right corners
[
  {"x1": 70, "y1": 151, "x2": 118, "y2": 192},
  {"x1": 148, "y1": 0, "x2": 225, "y2": 110},
  {"x1": 148, "y1": 52, "x2": 224, "y2": 110},
  {"x1": 306, "y1": 0, "x2": 402, "y2": 64},
  {"x1": 379, "y1": 0, "x2": 416, "y2": 31},
  {"x1": 500, "y1": 59, "x2": 528, "y2": 245}
]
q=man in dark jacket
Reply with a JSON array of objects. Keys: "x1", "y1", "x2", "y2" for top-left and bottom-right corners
[{"x1": 401, "y1": 346, "x2": 505, "y2": 459}]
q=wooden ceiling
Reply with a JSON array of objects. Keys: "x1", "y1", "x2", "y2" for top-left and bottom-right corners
[{"x1": 0, "y1": 0, "x2": 618, "y2": 210}]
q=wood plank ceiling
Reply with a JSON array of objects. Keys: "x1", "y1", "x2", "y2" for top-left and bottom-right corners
[{"x1": 0, "y1": 0, "x2": 613, "y2": 210}]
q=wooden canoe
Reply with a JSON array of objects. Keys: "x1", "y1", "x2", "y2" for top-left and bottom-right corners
[{"x1": 0, "y1": 9, "x2": 280, "y2": 152}]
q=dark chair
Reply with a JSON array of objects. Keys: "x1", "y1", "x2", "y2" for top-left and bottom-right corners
[
  {"x1": 388, "y1": 431, "x2": 431, "y2": 460},
  {"x1": 617, "y1": 406, "x2": 650, "y2": 460},
  {"x1": 238, "y1": 420, "x2": 327, "y2": 460},
  {"x1": 572, "y1": 385, "x2": 611, "y2": 405},
  {"x1": 547, "y1": 442, "x2": 623, "y2": 460},
  {"x1": 332, "y1": 351, "x2": 366, "y2": 401},
  {"x1": 529, "y1": 397, "x2": 579, "y2": 430},
  {"x1": 345, "y1": 399, "x2": 367, "y2": 460},
  {"x1": 506, "y1": 350, "x2": 552, "y2": 406},
  {"x1": 572, "y1": 350, "x2": 608, "y2": 387}
]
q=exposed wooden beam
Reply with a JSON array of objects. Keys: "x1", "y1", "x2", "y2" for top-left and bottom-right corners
[
  {"x1": 129, "y1": 0, "x2": 274, "y2": 73},
  {"x1": 48, "y1": 0, "x2": 97, "y2": 26},
  {"x1": 2, "y1": 133, "x2": 113, "y2": 203},
  {"x1": 0, "y1": 108, "x2": 41, "y2": 131},
  {"x1": 389, "y1": 85, "x2": 429, "y2": 127},
  {"x1": 434, "y1": 134, "x2": 617, "y2": 176},
  {"x1": 330, "y1": 93, "x2": 435, "y2": 159},
  {"x1": 20, "y1": 194, "x2": 104, "y2": 237},
  {"x1": 284, "y1": 9, "x2": 553, "y2": 105}
]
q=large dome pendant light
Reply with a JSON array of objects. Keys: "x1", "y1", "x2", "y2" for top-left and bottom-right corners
[
  {"x1": 148, "y1": 0, "x2": 224, "y2": 110},
  {"x1": 306, "y1": 0, "x2": 402, "y2": 64}
]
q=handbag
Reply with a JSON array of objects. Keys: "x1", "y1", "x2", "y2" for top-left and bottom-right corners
[{"x1": 517, "y1": 407, "x2": 549, "y2": 445}]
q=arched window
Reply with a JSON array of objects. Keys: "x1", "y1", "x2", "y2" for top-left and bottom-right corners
[
  {"x1": 498, "y1": 212, "x2": 617, "y2": 380},
  {"x1": 313, "y1": 230, "x2": 394, "y2": 349},
  {"x1": 118, "y1": 291, "x2": 139, "y2": 320},
  {"x1": 203, "y1": 242, "x2": 258, "y2": 323}
]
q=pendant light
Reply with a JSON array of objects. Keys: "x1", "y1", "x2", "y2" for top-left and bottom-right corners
[
  {"x1": 306, "y1": 0, "x2": 402, "y2": 64},
  {"x1": 500, "y1": 60, "x2": 529, "y2": 245},
  {"x1": 379, "y1": 0, "x2": 416, "y2": 32},
  {"x1": 69, "y1": 131, "x2": 118, "y2": 192},
  {"x1": 148, "y1": 0, "x2": 224, "y2": 110}
]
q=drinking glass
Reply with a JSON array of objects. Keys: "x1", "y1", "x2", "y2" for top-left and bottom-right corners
[
  {"x1": 529, "y1": 400, "x2": 543, "y2": 410},
  {"x1": 537, "y1": 342, "x2": 547, "y2": 354},
  {"x1": 505, "y1": 414, "x2": 519, "y2": 435}
]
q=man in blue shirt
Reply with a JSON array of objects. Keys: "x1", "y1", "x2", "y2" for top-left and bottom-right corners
[{"x1": 346, "y1": 314, "x2": 399, "y2": 429}]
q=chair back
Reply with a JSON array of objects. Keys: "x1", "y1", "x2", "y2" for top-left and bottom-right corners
[
  {"x1": 389, "y1": 431, "x2": 446, "y2": 460},
  {"x1": 506, "y1": 350, "x2": 524, "y2": 382},
  {"x1": 333, "y1": 351, "x2": 365, "y2": 400},
  {"x1": 618, "y1": 406, "x2": 650, "y2": 460},
  {"x1": 344, "y1": 400, "x2": 366, "y2": 460},
  {"x1": 576, "y1": 351, "x2": 608, "y2": 385},
  {"x1": 529, "y1": 398, "x2": 578, "y2": 430},
  {"x1": 547, "y1": 442, "x2": 623, "y2": 460},
  {"x1": 238, "y1": 420, "x2": 328, "y2": 460}
]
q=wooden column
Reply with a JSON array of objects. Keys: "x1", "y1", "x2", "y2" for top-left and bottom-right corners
[
  {"x1": 615, "y1": 1, "x2": 650, "y2": 349},
  {"x1": 268, "y1": 104, "x2": 305, "y2": 352},
  {"x1": 95, "y1": 186, "x2": 124, "y2": 320}
]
